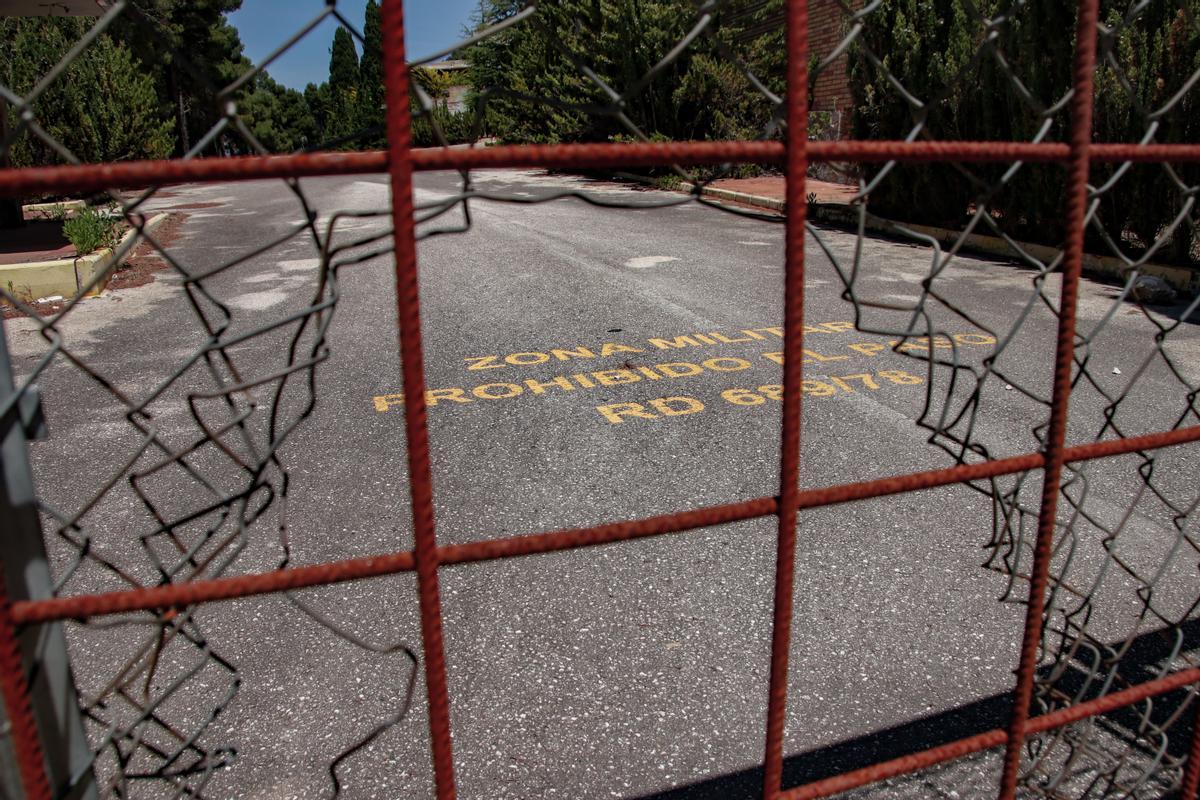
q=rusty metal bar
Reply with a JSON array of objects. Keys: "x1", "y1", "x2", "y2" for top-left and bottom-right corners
[
  {"x1": 0, "y1": 321, "x2": 97, "y2": 799},
  {"x1": 6, "y1": 142, "x2": 1200, "y2": 198},
  {"x1": 1, "y1": 1, "x2": 1197, "y2": 797},
  {"x1": 781, "y1": 667, "x2": 1200, "y2": 800},
  {"x1": 380, "y1": 1, "x2": 457, "y2": 797},
  {"x1": 437, "y1": 497, "x2": 778, "y2": 564},
  {"x1": 762, "y1": 1, "x2": 809, "y2": 796},
  {"x1": 11, "y1": 427, "x2": 1200, "y2": 627},
  {"x1": 1181, "y1": 692, "x2": 1200, "y2": 799},
  {"x1": 0, "y1": 569, "x2": 52, "y2": 800},
  {"x1": 997, "y1": 1, "x2": 1101, "y2": 797},
  {"x1": 12, "y1": 551, "x2": 418, "y2": 624}
]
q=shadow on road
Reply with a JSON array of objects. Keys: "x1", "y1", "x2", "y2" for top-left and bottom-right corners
[{"x1": 636, "y1": 619, "x2": 1200, "y2": 799}]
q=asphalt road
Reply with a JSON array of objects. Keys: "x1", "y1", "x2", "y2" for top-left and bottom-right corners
[{"x1": 7, "y1": 169, "x2": 1200, "y2": 799}]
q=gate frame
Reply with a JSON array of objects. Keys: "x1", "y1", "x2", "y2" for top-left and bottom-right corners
[{"x1": 2, "y1": 0, "x2": 1200, "y2": 797}]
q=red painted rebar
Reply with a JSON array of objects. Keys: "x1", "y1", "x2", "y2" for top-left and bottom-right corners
[
  {"x1": 429, "y1": 141, "x2": 1192, "y2": 166},
  {"x1": 1181, "y1": 691, "x2": 1200, "y2": 799},
  {"x1": 0, "y1": 150, "x2": 388, "y2": 198},
  {"x1": 0, "y1": 568, "x2": 52, "y2": 800},
  {"x1": 762, "y1": 1, "x2": 808, "y2": 797},
  {"x1": 10, "y1": 426, "x2": 1200, "y2": 627},
  {"x1": 781, "y1": 667, "x2": 1200, "y2": 800},
  {"x1": 1, "y1": 7, "x2": 1197, "y2": 792},
  {"x1": 6, "y1": 141, "x2": 1200, "y2": 198},
  {"x1": 10, "y1": 550, "x2": 415, "y2": 624},
  {"x1": 998, "y1": 2, "x2": 1101, "y2": 798},
  {"x1": 380, "y1": 1, "x2": 457, "y2": 797},
  {"x1": 8, "y1": 497, "x2": 773, "y2": 624},
  {"x1": 436, "y1": 496, "x2": 778, "y2": 565}
]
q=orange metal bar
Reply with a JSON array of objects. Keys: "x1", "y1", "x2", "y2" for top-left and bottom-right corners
[
  {"x1": 1182, "y1": 693, "x2": 1200, "y2": 798},
  {"x1": 0, "y1": 569, "x2": 52, "y2": 800}
]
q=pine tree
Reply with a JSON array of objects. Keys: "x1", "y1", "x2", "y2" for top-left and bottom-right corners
[
  {"x1": 240, "y1": 74, "x2": 316, "y2": 153},
  {"x1": 109, "y1": 0, "x2": 250, "y2": 156},
  {"x1": 305, "y1": 82, "x2": 332, "y2": 143},
  {"x1": 1, "y1": 18, "x2": 174, "y2": 168},
  {"x1": 465, "y1": 0, "x2": 700, "y2": 144}
]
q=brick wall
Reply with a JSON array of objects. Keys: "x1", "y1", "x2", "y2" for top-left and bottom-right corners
[
  {"x1": 810, "y1": 0, "x2": 855, "y2": 114},
  {"x1": 728, "y1": 0, "x2": 859, "y2": 135}
]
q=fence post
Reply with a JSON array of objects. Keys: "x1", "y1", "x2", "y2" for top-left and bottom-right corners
[{"x1": 0, "y1": 319, "x2": 97, "y2": 799}]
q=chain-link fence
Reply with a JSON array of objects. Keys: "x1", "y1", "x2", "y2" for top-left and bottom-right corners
[{"x1": 1, "y1": 0, "x2": 1200, "y2": 797}]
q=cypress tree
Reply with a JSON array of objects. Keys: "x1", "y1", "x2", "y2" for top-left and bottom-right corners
[
  {"x1": 327, "y1": 26, "x2": 360, "y2": 145},
  {"x1": 358, "y1": 0, "x2": 385, "y2": 146},
  {"x1": 848, "y1": 0, "x2": 979, "y2": 227}
]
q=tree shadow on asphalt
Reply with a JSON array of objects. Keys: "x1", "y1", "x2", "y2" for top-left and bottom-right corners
[{"x1": 635, "y1": 618, "x2": 1200, "y2": 799}]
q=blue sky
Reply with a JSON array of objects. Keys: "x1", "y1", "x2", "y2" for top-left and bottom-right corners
[{"x1": 227, "y1": 0, "x2": 481, "y2": 90}]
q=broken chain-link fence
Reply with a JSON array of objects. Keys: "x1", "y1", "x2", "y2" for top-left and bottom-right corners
[{"x1": 1, "y1": 0, "x2": 1200, "y2": 797}]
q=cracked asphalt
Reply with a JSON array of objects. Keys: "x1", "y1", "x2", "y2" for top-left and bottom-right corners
[{"x1": 5, "y1": 169, "x2": 1199, "y2": 799}]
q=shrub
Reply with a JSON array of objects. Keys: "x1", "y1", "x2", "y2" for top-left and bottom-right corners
[
  {"x1": 411, "y1": 107, "x2": 478, "y2": 147},
  {"x1": 62, "y1": 205, "x2": 123, "y2": 256}
]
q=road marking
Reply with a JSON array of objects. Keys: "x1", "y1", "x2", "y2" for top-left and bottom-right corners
[
  {"x1": 597, "y1": 396, "x2": 705, "y2": 424},
  {"x1": 625, "y1": 256, "x2": 679, "y2": 269},
  {"x1": 279, "y1": 258, "x2": 320, "y2": 272},
  {"x1": 228, "y1": 290, "x2": 288, "y2": 311},
  {"x1": 594, "y1": 369, "x2": 927, "y2": 424},
  {"x1": 372, "y1": 326, "x2": 996, "y2": 420},
  {"x1": 374, "y1": 355, "x2": 935, "y2": 414},
  {"x1": 737, "y1": 241, "x2": 773, "y2": 246},
  {"x1": 455, "y1": 321, "x2": 867, "y2": 374}
]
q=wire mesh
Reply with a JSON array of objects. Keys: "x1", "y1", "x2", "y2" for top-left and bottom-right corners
[{"x1": 0, "y1": 0, "x2": 1199, "y2": 798}]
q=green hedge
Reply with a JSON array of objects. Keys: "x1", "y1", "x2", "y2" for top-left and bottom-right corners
[{"x1": 850, "y1": 1, "x2": 1200, "y2": 264}]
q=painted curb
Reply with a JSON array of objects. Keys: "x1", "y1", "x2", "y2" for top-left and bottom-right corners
[
  {"x1": 683, "y1": 183, "x2": 1200, "y2": 297},
  {"x1": 20, "y1": 199, "x2": 87, "y2": 218},
  {"x1": 680, "y1": 182, "x2": 785, "y2": 211},
  {"x1": 1, "y1": 212, "x2": 169, "y2": 304},
  {"x1": 811, "y1": 204, "x2": 1200, "y2": 297}
]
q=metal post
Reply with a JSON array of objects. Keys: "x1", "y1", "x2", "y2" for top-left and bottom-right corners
[{"x1": 0, "y1": 319, "x2": 97, "y2": 799}]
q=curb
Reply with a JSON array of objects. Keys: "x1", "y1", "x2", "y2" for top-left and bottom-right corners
[
  {"x1": 21, "y1": 199, "x2": 87, "y2": 219},
  {"x1": 682, "y1": 183, "x2": 1200, "y2": 297},
  {"x1": 1, "y1": 212, "x2": 170, "y2": 304},
  {"x1": 680, "y1": 182, "x2": 785, "y2": 212},
  {"x1": 812, "y1": 204, "x2": 1200, "y2": 297}
]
